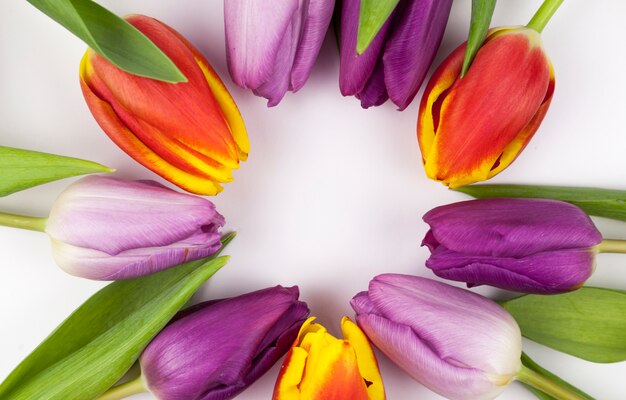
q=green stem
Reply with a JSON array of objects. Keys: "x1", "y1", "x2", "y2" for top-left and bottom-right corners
[
  {"x1": 0, "y1": 211, "x2": 46, "y2": 232},
  {"x1": 97, "y1": 376, "x2": 146, "y2": 400},
  {"x1": 527, "y1": 0, "x2": 565, "y2": 33},
  {"x1": 596, "y1": 239, "x2": 626, "y2": 254},
  {"x1": 517, "y1": 365, "x2": 586, "y2": 400}
]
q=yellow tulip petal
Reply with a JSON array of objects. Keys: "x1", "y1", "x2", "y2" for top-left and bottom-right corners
[{"x1": 342, "y1": 317, "x2": 386, "y2": 400}]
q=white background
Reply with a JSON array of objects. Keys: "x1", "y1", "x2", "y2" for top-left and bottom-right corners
[{"x1": 1, "y1": 0, "x2": 625, "y2": 399}]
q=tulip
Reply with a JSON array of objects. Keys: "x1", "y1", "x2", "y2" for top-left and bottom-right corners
[
  {"x1": 273, "y1": 316, "x2": 385, "y2": 400},
  {"x1": 45, "y1": 175, "x2": 225, "y2": 280},
  {"x1": 417, "y1": 26, "x2": 554, "y2": 187},
  {"x1": 339, "y1": 0, "x2": 452, "y2": 110},
  {"x1": 351, "y1": 274, "x2": 522, "y2": 400},
  {"x1": 80, "y1": 15, "x2": 249, "y2": 195},
  {"x1": 224, "y1": 0, "x2": 335, "y2": 106},
  {"x1": 422, "y1": 198, "x2": 604, "y2": 294},
  {"x1": 139, "y1": 286, "x2": 310, "y2": 400}
]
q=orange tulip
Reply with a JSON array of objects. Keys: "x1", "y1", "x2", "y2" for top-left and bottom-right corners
[
  {"x1": 273, "y1": 316, "x2": 385, "y2": 400},
  {"x1": 80, "y1": 15, "x2": 249, "y2": 195},
  {"x1": 418, "y1": 27, "x2": 554, "y2": 188}
]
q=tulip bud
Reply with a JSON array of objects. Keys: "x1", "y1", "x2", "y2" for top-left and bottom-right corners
[
  {"x1": 339, "y1": 0, "x2": 452, "y2": 109},
  {"x1": 141, "y1": 286, "x2": 309, "y2": 400},
  {"x1": 422, "y1": 198, "x2": 603, "y2": 294},
  {"x1": 45, "y1": 175, "x2": 225, "y2": 280},
  {"x1": 351, "y1": 274, "x2": 522, "y2": 400},
  {"x1": 80, "y1": 15, "x2": 249, "y2": 195},
  {"x1": 418, "y1": 27, "x2": 554, "y2": 187},
  {"x1": 224, "y1": 0, "x2": 335, "y2": 106},
  {"x1": 273, "y1": 316, "x2": 385, "y2": 400}
]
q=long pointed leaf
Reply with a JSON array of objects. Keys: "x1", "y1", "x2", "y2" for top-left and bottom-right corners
[
  {"x1": 520, "y1": 352, "x2": 595, "y2": 400},
  {"x1": 501, "y1": 288, "x2": 626, "y2": 363},
  {"x1": 26, "y1": 0, "x2": 186, "y2": 83},
  {"x1": 454, "y1": 184, "x2": 626, "y2": 222},
  {"x1": 0, "y1": 146, "x2": 112, "y2": 197},
  {"x1": 0, "y1": 234, "x2": 234, "y2": 399},
  {"x1": 461, "y1": 0, "x2": 497, "y2": 76},
  {"x1": 356, "y1": 0, "x2": 399, "y2": 54}
]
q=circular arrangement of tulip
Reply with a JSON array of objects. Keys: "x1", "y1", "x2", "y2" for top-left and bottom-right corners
[{"x1": 1, "y1": 1, "x2": 625, "y2": 400}]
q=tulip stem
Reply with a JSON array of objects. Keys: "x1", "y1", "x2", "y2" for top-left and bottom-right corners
[
  {"x1": 517, "y1": 365, "x2": 586, "y2": 400},
  {"x1": 596, "y1": 239, "x2": 626, "y2": 254},
  {"x1": 97, "y1": 376, "x2": 146, "y2": 400},
  {"x1": 0, "y1": 211, "x2": 46, "y2": 232},
  {"x1": 527, "y1": 0, "x2": 565, "y2": 33}
]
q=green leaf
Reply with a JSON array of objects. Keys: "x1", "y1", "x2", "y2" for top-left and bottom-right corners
[
  {"x1": 454, "y1": 184, "x2": 626, "y2": 222},
  {"x1": 520, "y1": 352, "x2": 595, "y2": 400},
  {"x1": 461, "y1": 0, "x2": 497, "y2": 77},
  {"x1": 356, "y1": 0, "x2": 400, "y2": 54},
  {"x1": 27, "y1": 0, "x2": 186, "y2": 83},
  {"x1": 502, "y1": 288, "x2": 626, "y2": 363},
  {"x1": 0, "y1": 234, "x2": 234, "y2": 400},
  {"x1": 0, "y1": 146, "x2": 113, "y2": 197}
]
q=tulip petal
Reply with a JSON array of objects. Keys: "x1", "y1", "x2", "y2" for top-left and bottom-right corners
[
  {"x1": 224, "y1": 0, "x2": 299, "y2": 89},
  {"x1": 426, "y1": 246, "x2": 595, "y2": 294},
  {"x1": 142, "y1": 286, "x2": 308, "y2": 400},
  {"x1": 290, "y1": 0, "x2": 336, "y2": 91},
  {"x1": 383, "y1": 0, "x2": 452, "y2": 110},
  {"x1": 417, "y1": 41, "x2": 465, "y2": 163},
  {"x1": 339, "y1": 0, "x2": 392, "y2": 96},
  {"x1": 341, "y1": 317, "x2": 386, "y2": 400},
  {"x1": 355, "y1": 60, "x2": 389, "y2": 108},
  {"x1": 157, "y1": 22, "x2": 250, "y2": 160},
  {"x1": 253, "y1": 14, "x2": 302, "y2": 106},
  {"x1": 50, "y1": 230, "x2": 222, "y2": 280},
  {"x1": 422, "y1": 28, "x2": 551, "y2": 187},
  {"x1": 487, "y1": 64, "x2": 555, "y2": 179},
  {"x1": 80, "y1": 66, "x2": 224, "y2": 195},
  {"x1": 356, "y1": 313, "x2": 506, "y2": 400},
  {"x1": 298, "y1": 327, "x2": 370, "y2": 400},
  {"x1": 45, "y1": 176, "x2": 224, "y2": 255},
  {"x1": 352, "y1": 274, "x2": 524, "y2": 400},
  {"x1": 422, "y1": 198, "x2": 603, "y2": 258}
]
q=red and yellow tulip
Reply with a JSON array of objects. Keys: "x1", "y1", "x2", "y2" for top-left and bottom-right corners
[
  {"x1": 418, "y1": 27, "x2": 554, "y2": 188},
  {"x1": 80, "y1": 15, "x2": 249, "y2": 195},
  {"x1": 273, "y1": 316, "x2": 385, "y2": 400}
]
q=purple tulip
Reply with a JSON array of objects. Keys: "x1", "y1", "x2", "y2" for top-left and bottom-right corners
[
  {"x1": 140, "y1": 285, "x2": 310, "y2": 400},
  {"x1": 339, "y1": 0, "x2": 452, "y2": 110},
  {"x1": 351, "y1": 274, "x2": 522, "y2": 400},
  {"x1": 422, "y1": 198, "x2": 603, "y2": 294},
  {"x1": 45, "y1": 175, "x2": 224, "y2": 280},
  {"x1": 224, "y1": 0, "x2": 335, "y2": 106}
]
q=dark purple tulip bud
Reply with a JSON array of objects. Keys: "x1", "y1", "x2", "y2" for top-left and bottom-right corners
[
  {"x1": 339, "y1": 0, "x2": 452, "y2": 110},
  {"x1": 140, "y1": 286, "x2": 309, "y2": 400},
  {"x1": 422, "y1": 198, "x2": 603, "y2": 294}
]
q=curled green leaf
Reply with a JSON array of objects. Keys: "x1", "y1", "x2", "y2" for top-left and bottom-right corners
[
  {"x1": 356, "y1": 0, "x2": 400, "y2": 54},
  {"x1": 26, "y1": 0, "x2": 186, "y2": 83},
  {"x1": 502, "y1": 288, "x2": 626, "y2": 363},
  {"x1": 462, "y1": 0, "x2": 497, "y2": 77},
  {"x1": 454, "y1": 184, "x2": 626, "y2": 222},
  {"x1": 0, "y1": 234, "x2": 234, "y2": 400},
  {"x1": 0, "y1": 146, "x2": 112, "y2": 197}
]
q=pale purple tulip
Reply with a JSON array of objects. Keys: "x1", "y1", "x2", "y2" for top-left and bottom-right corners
[
  {"x1": 45, "y1": 175, "x2": 224, "y2": 280},
  {"x1": 141, "y1": 286, "x2": 310, "y2": 400},
  {"x1": 422, "y1": 198, "x2": 603, "y2": 294},
  {"x1": 224, "y1": 0, "x2": 335, "y2": 106},
  {"x1": 339, "y1": 0, "x2": 452, "y2": 109},
  {"x1": 351, "y1": 274, "x2": 522, "y2": 400}
]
